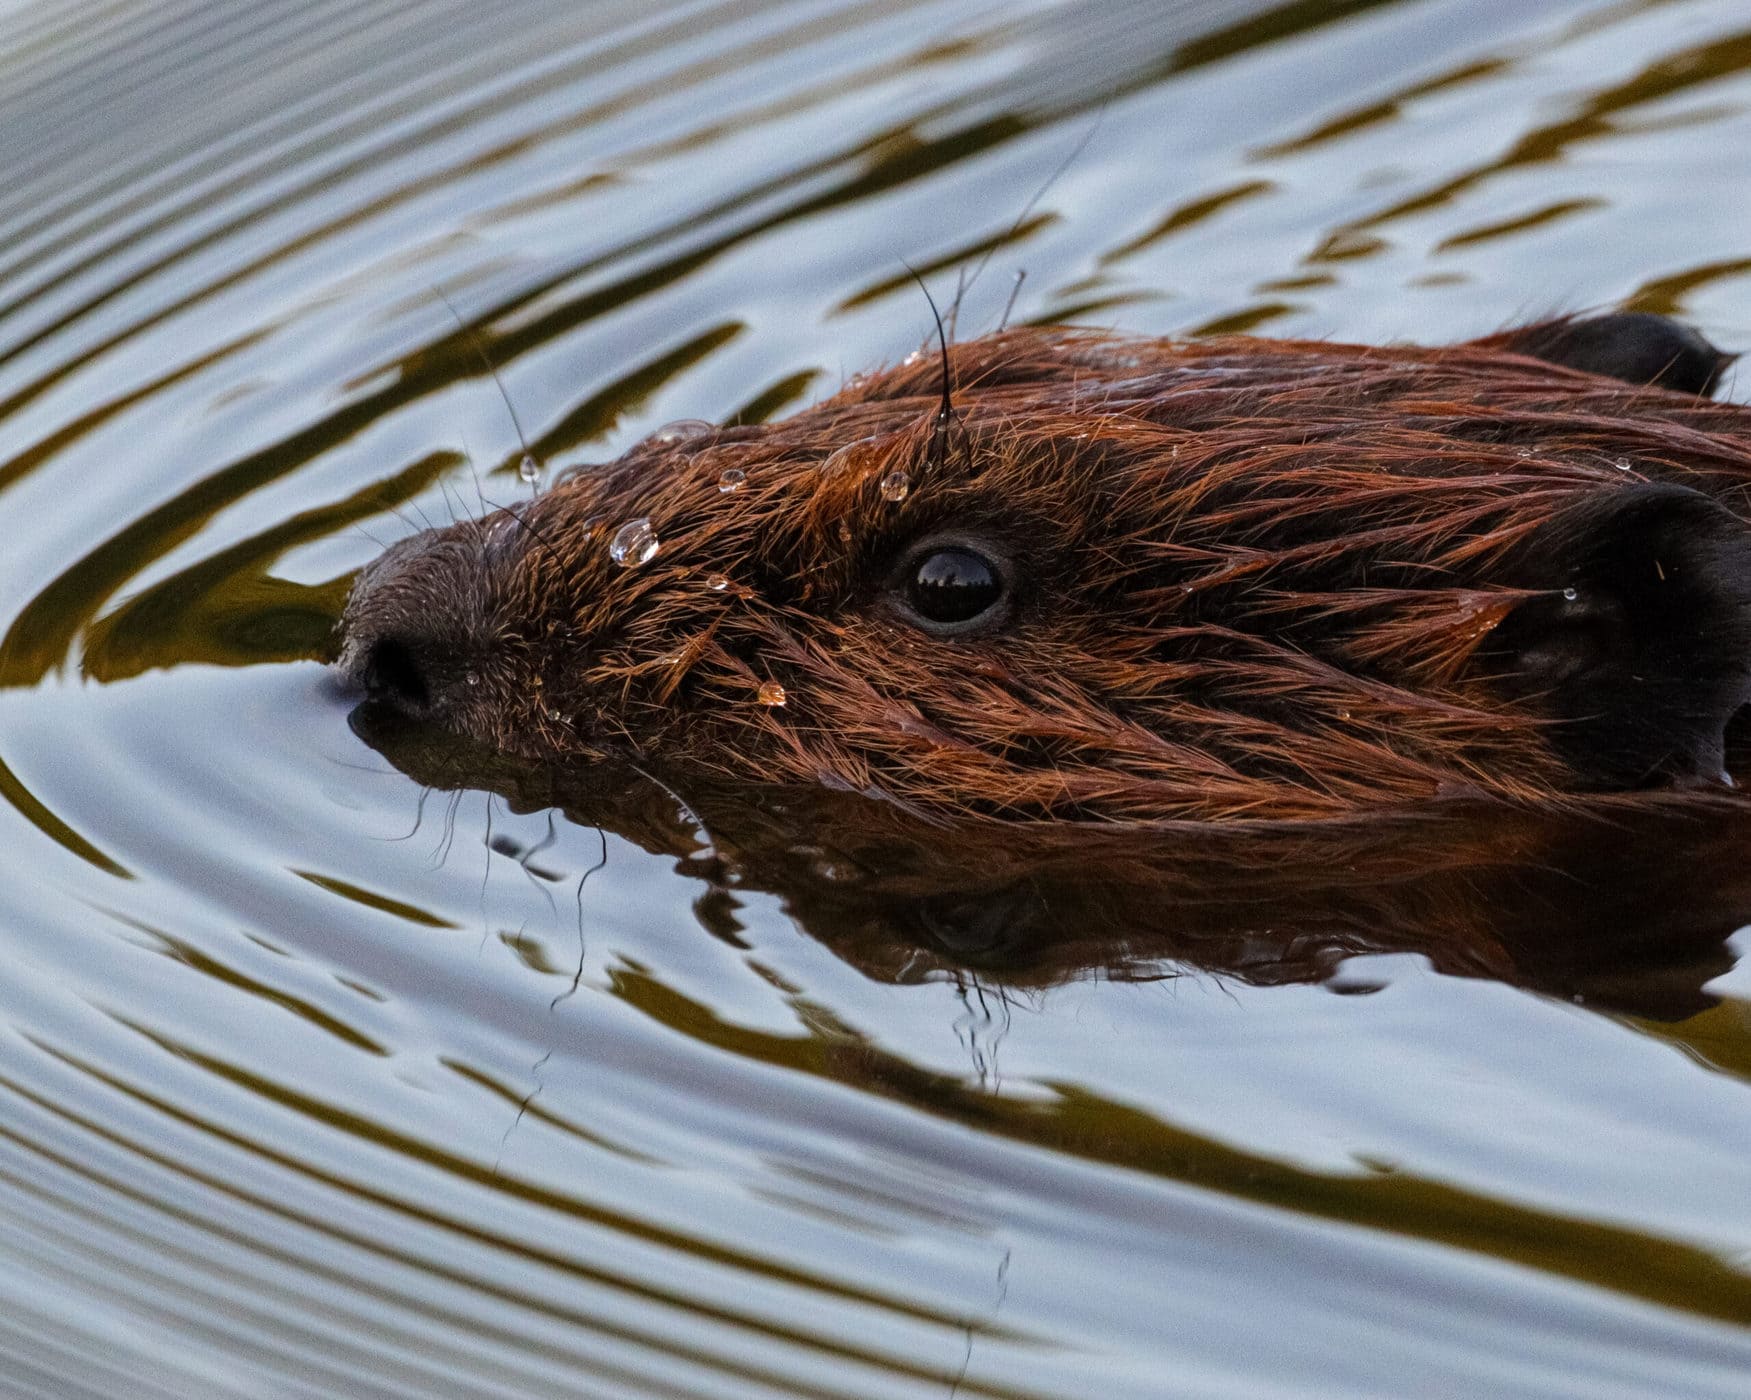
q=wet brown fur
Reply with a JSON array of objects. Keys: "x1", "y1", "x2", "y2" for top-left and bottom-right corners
[{"x1": 340, "y1": 324, "x2": 1751, "y2": 822}]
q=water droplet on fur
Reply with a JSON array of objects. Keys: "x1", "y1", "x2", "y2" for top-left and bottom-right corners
[
  {"x1": 1517, "y1": 447, "x2": 1534, "y2": 459},
  {"x1": 1337, "y1": 709, "x2": 1351, "y2": 720},
  {"x1": 717, "y1": 467, "x2": 747, "y2": 494},
  {"x1": 837, "y1": 522, "x2": 853, "y2": 545},
  {"x1": 545, "y1": 707, "x2": 561, "y2": 721},
  {"x1": 880, "y1": 469, "x2": 911, "y2": 502},
  {"x1": 706, "y1": 574, "x2": 731, "y2": 592},
  {"x1": 465, "y1": 671, "x2": 480, "y2": 687},
  {"x1": 609, "y1": 517, "x2": 659, "y2": 567},
  {"x1": 1562, "y1": 586, "x2": 1579, "y2": 601},
  {"x1": 518, "y1": 453, "x2": 541, "y2": 485},
  {"x1": 1613, "y1": 457, "x2": 1632, "y2": 471},
  {"x1": 651, "y1": 419, "x2": 713, "y2": 445},
  {"x1": 810, "y1": 855, "x2": 860, "y2": 883},
  {"x1": 822, "y1": 435, "x2": 879, "y2": 477},
  {"x1": 756, "y1": 681, "x2": 787, "y2": 707},
  {"x1": 902, "y1": 349, "x2": 926, "y2": 367}
]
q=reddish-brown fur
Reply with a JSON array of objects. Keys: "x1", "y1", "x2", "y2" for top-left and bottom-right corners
[{"x1": 339, "y1": 323, "x2": 1751, "y2": 822}]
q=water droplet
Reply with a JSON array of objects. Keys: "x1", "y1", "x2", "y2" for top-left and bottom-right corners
[
  {"x1": 902, "y1": 349, "x2": 926, "y2": 367},
  {"x1": 465, "y1": 671, "x2": 480, "y2": 687},
  {"x1": 810, "y1": 855, "x2": 860, "y2": 884},
  {"x1": 706, "y1": 574, "x2": 731, "y2": 592},
  {"x1": 545, "y1": 707, "x2": 561, "y2": 721},
  {"x1": 1337, "y1": 709, "x2": 1351, "y2": 721},
  {"x1": 518, "y1": 453, "x2": 541, "y2": 485},
  {"x1": 880, "y1": 469, "x2": 911, "y2": 502},
  {"x1": 609, "y1": 517, "x2": 659, "y2": 567},
  {"x1": 756, "y1": 681, "x2": 787, "y2": 707},
  {"x1": 717, "y1": 467, "x2": 747, "y2": 494},
  {"x1": 837, "y1": 522, "x2": 853, "y2": 545},
  {"x1": 1516, "y1": 447, "x2": 1534, "y2": 459},
  {"x1": 1613, "y1": 457, "x2": 1632, "y2": 471},
  {"x1": 651, "y1": 419, "x2": 713, "y2": 446},
  {"x1": 1561, "y1": 586, "x2": 1579, "y2": 602},
  {"x1": 822, "y1": 435, "x2": 879, "y2": 477}
]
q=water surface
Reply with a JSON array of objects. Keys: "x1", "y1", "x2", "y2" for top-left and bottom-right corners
[{"x1": 5, "y1": 0, "x2": 1751, "y2": 1395}]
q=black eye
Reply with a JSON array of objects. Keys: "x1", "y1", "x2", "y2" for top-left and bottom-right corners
[{"x1": 906, "y1": 545, "x2": 1005, "y2": 628}]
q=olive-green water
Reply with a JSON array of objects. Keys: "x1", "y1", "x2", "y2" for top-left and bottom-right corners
[{"x1": 4, "y1": 1, "x2": 1751, "y2": 1395}]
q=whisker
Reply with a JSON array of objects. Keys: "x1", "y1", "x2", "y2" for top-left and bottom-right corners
[
  {"x1": 435, "y1": 286, "x2": 543, "y2": 499},
  {"x1": 999, "y1": 268, "x2": 1027, "y2": 332}
]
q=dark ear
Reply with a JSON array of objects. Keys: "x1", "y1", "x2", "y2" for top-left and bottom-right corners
[
  {"x1": 1479, "y1": 484, "x2": 1751, "y2": 788},
  {"x1": 1484, "y1": 313, "x2": 1734, "y2": 396}
]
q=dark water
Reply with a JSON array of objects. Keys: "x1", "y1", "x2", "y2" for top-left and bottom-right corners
[{"x1": 5, "y1": 0, "x2": 1751, "y2": 1395}]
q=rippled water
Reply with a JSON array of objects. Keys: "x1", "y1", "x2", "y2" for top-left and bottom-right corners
[{"x1": 5, "y1": 0, "x2": 1751, "y2": 1395}]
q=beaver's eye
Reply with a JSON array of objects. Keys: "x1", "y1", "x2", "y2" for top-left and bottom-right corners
[{"x1": 907, "y1": 546, "x2": 1005, "y2": 628}]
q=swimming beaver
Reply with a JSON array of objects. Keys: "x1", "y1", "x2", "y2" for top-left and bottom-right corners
[{"x1": 337, "y1": 311, "x2": 1751, "y2": 822}]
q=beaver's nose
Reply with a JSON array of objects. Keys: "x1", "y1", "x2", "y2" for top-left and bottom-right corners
[
  {"x1": 337, "y1": 608, "x2": 449, "y2": 717},
  {"x1": 334, "y1": 527, "x2": 491, "y2": 717},
  {"x1": 354, "y1": 635, "x2": 432, "y2": 710}
]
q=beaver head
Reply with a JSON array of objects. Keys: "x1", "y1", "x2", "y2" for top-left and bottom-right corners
[{"x1": 337, "y1": 314, "x2": 1751, "y2": 822}]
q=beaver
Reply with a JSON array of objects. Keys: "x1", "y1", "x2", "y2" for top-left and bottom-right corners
[{"x1": 337, "y1": 311, "x2": 1751, "y2": 823}]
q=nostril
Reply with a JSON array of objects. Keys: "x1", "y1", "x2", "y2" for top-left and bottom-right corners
[{"x1": 361, "y1": 638, "x2": 429, "y2": 709}]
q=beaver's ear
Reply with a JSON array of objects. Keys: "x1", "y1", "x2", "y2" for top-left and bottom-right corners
[
  {"x1": 1479, "y1": 484, "x2": 1751, "y2": 787},
  {"x1": 1482, "y1": 313, "x2": 1734, "y2": 396}
]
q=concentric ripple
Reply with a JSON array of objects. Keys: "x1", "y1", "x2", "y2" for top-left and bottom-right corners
[{"x1": 2, "y1": 0, "x2": 1751, "y2": 1395}]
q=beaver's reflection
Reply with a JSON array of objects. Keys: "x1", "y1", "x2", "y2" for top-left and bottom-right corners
[{"x1": 352, "y1": 704, "x2": 1747, "y2": 1019}]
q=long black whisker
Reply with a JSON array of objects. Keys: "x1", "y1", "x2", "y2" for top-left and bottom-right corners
[
  {"x1": 436, "y1": 287, "x2": 542, "y2": 499},
  {"x1": 903, "y1": 262, "x2": 956, "y2": 476},
  {"x1": 459, "y1": 433, "x2": 488, "y2": 513},
  {"x1": 961, "y1": 107, "x2": 1106, "y2": 317},
  {"x1": 436, "y1": 471, "x2": 465, "y2": 526},
  {"x1": 999, "y1": 268, "x2": 1027, "y2": 332},
  {"x1": 948, "y1": 264, "x2": 968, "y2": 341},
  {"x1": 506, "y1": 504, "x2": 570, "y2": 578}
]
